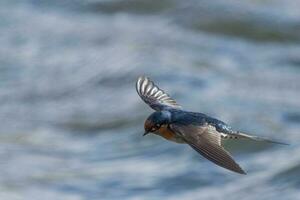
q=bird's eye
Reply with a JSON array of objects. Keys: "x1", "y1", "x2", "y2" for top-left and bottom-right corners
[{"x1": 155, "y1": 124, "x2": 160, "y2": 128}]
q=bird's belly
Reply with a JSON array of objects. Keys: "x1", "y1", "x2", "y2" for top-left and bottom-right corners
[{"x1": 157, "y1": 125, "x2": 185, "y2": 143}]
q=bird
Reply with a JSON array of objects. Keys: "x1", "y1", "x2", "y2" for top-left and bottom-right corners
[{"x1": 136, "y1": 76, "x2": 287, "y2": 175}]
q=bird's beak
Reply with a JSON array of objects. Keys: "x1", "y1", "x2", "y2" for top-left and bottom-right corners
[{"x1": 143, "y1": 131, "x2": 149, "y2": 136}]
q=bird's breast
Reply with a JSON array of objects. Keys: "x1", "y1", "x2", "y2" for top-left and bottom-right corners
[{"x1": 157, "y1": 125, "x2": 185, "y2": 143}]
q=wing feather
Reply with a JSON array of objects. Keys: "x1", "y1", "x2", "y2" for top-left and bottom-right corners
[
  {"x1": 136, "y1": 76, "x2": 182, "y2": 111},
  {"x1": 170, "y1": 124, "x2": 246, "y2": 174}
]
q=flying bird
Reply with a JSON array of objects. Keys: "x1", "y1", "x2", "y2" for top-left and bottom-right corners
[{"x1": 136, "y1": 76, "x2": 287, "y2": 174}]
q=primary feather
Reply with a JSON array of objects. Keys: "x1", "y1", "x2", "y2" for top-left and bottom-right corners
[
  {"x1": 136, "y1": 76, "x2": 181, "y2": 111},
  {"x1": 170, "y1": 123, "x2": 246, "y2": 174}
]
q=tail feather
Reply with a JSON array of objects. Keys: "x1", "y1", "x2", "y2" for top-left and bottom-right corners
[{"x1": 224, "y1": 132, "x2": 289, "y2": 145}]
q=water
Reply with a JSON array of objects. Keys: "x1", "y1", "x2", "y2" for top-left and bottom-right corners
[{"x1": 0, "y1": 0, "x2": 300, "y2": 199}]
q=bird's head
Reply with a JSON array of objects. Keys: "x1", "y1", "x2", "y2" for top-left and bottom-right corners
[{"x1": 143, "y1": 111, "x2": 171, "y2": 136}]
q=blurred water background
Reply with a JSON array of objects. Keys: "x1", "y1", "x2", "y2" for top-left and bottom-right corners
[{"x1": 0, "y1": 0, "x2": 300, "y2": 199}]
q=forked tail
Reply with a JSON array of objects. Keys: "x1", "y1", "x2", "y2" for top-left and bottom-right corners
[{"x1": 223, "y1": 131, "x2": 289, "y2": 145}]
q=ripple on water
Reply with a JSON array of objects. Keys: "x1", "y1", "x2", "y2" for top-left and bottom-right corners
[
  {"x1": 283, "y1": 112, "x2": 300, "y2": 124},
  {"x1": 85, "y1": 0, "x2": 175, "y2": 14},
  {"x1": 270, "y1": 162, "x2": 300, "y2": 188}
]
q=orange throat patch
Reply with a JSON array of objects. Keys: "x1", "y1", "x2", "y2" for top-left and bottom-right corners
[{"x1": 157, "y1": 125, "x2": 174, "y2": 140}]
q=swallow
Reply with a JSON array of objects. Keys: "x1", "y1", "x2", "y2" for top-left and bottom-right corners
[{"x1": 136, "y1": 76, "x2": 287, "y2": 174}]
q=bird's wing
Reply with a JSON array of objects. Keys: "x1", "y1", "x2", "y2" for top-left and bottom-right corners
[
  {"x1": 170, "y1": 123, "x2": 246, "y2": 174},
  {"x1": 136, "y1": 76, "x2": 182, "y2": 111}
]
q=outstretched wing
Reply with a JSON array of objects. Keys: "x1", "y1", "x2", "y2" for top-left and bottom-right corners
[
  {"x1": 136, "y1": 76, "x2": 182, "y2": 111},
  {"x1": 170, "y1": 123, "x2": 246, "y2": 174}
]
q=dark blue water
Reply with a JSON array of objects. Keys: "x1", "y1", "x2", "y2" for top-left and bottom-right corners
[{"x1": 0, "y1": 0, "x2": 300, "y2": 199}]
